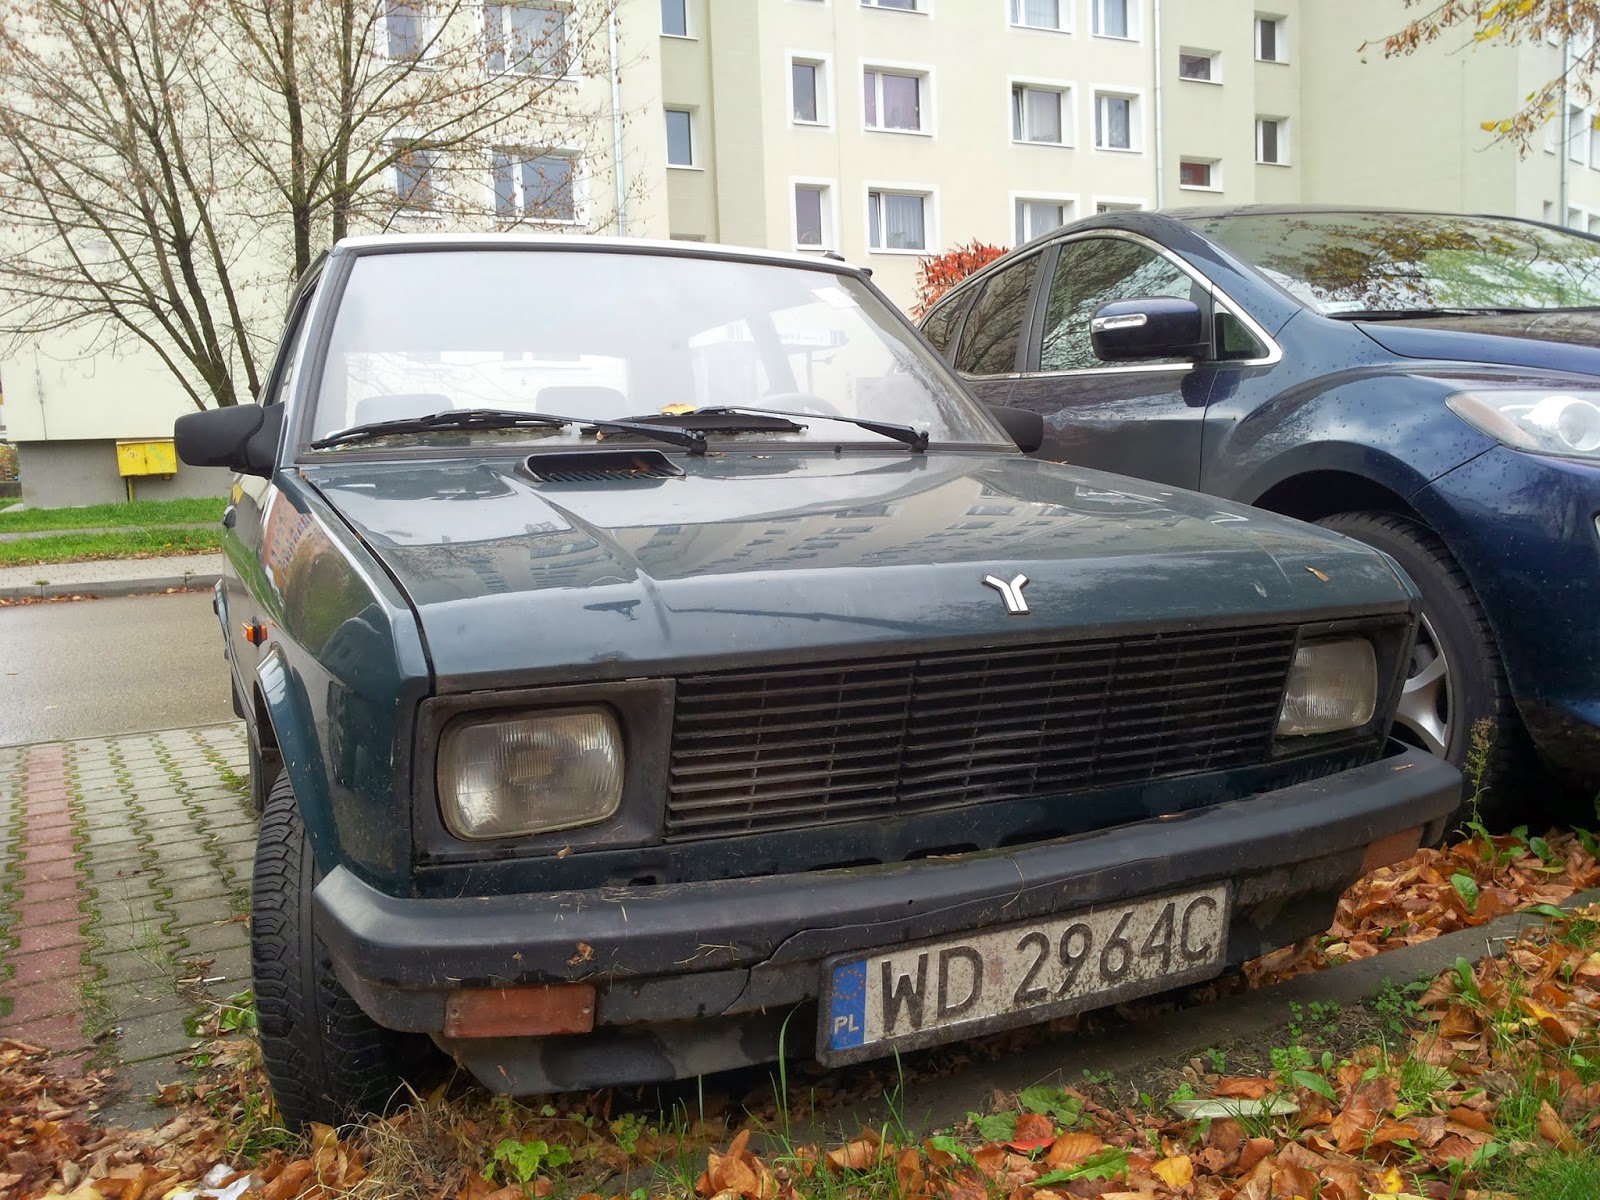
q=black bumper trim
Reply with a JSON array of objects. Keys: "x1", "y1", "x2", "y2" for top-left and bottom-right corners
[{"x1": 315, "y1": 745, "x2": 1459, "y2": 1000}]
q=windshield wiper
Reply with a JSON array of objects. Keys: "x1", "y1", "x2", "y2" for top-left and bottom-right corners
[
  {"x1": 310, "y1": 407, "x2": 708, "y2": 454},
  {"x1": 693, "y1": 406, "x2": 930, "y2": 453},
  {"x1": 1328, "y1": 306, "x2": 1553, "y2": 322}
]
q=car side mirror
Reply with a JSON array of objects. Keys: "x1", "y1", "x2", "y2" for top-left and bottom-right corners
[
  {"x1": 1090, "y1": 297, "x2": 1208, "y2": 362},
  {"x1": 986, "y1": 405, "x2": 1044, "y2": 454},
  {"x1": 174, "y1": 403, "x2": 284, "y2": 478}
]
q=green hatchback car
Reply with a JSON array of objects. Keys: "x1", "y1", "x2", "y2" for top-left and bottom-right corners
[{"x1": 175, "y1": 235, "x2": 1459, "y2": 1126}]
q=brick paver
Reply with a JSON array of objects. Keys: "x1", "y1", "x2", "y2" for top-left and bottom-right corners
[{"x1": 0, "y1": 722, "x2": 251, "y2": 1124}]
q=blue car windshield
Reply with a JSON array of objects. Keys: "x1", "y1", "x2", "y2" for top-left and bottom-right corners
[
  {"x1": 308, "y1": 249, "x2": 1008, "y2": 449},
  {"x1": 1189, "y1": 212, "x2": 1600, "y2": 315}
]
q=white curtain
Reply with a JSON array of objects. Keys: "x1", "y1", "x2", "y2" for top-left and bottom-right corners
[
  {"x1": 1015, "y1": 0, "x2": 1060, "y2": 26},
  {"x1": 884, "y1": 194, "x2": 925, "y2": 250},
  {"x1": 1024, "y1": 89, "x2": 1061, "y2": 142}
]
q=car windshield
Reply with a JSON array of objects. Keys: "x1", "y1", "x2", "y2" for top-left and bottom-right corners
[
  {"x1": 1188, "y1": 212, "x2": 1600, "y2": 315},
  {"x1": 308, "y1": 249, "x2": 1007, "y2": 449}
]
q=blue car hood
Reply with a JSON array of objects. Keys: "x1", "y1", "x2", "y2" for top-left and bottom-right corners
[
  {"x1": 1356, "y1": 310, "x2": 1600, "y2": 375},
  {"x1": 302, "y1": 452, "x2": 1412, "y2": 692}
]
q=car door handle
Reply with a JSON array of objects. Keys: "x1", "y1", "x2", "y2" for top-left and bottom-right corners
[{"x1": 222, "y1": 504, "x2": 237, "y2": 529}]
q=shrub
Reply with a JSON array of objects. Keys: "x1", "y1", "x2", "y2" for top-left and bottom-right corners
[{"x1": 910, "y1": 240, "x2": 1008, "y2": 317}]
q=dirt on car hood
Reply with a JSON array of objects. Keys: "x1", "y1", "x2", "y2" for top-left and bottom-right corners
[{"x1": 302, "y1": 452, "x2": 1415, "y2": 692}]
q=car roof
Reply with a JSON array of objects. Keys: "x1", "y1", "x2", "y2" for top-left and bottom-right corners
[
  {"x1": 330, "y1": 232, "x2": 865, "y2": 275},
  {"x1": 1163, "y1": 203, "x2": 1545, "y2": 223}
]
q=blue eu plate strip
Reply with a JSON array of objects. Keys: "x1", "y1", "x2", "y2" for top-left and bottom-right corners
[{"x1": 826, "y1": 959, "x2": 867, "y2": 1050}]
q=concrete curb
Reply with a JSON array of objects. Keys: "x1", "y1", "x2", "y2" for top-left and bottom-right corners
[
  {"x1": 797, "y1": 886, "x2": 1600, "y2": 1142},
  {"x1": 0, "y1": 574, "x2": 219, "y2": 602}
]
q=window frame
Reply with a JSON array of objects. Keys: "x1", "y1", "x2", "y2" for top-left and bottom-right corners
[
  {"x1": 861, "y1": 0, "x2": 927, "y2": 13},
  {"x1": 1010, "y1": 81, "x2": 1071, "y2": 146},
  {"x1": 1092, "y1": 89, "x2": 1142, "y2": 153},
  {"x1": 1177, "y1": 49, "x2": 1219, "y2": 83},
  {"x1": 664, "y1": 107, "x2": 697, "y2": 168},
  {"x1": 864, "y1": 184, "x2": 935, "y2": 254},
  {"x1": 488, "y1": 148, "x2": 580, "y2": 224},
  {"x1": 791, "y1": 177, "x2": 836, "y2": 250},
  {"x1": 389, "y1": 140, "x2": 445, "y2": 216},
  {"x1": 862, "y1": 63, "x2": 933, "y2": 136},
  {"x1": 381, "y1": 0, "x2": 440, "y2": 64},
  {"x1": 1091, "y1": 0, "x2": 1137, "y2": 41},
  {"x1": 1093, "y1": 196, "x2": 1146, "y2": 214},
  {"x1": 1177, "y1": 158, "x2": 1220, "y2": 191},
  {"x1": 789, "y1": 52, "x2": 833, "y2": 126},
  {"x1": 1011, "y1": 192, "x2": 1077, "y2": 244},
  {"x1": 1008, "y1": 0, "x2": 1068, "y2": 33},
  {"x1": 661, "y1": 0, "x2": 691, "y2": 38},
  {"x1": 952, "y1": 249, "x2": 1046, "y2": 378},
  {"x1": 482, "y1": 1, "x2": 570, "y2": 78},
  {"x1": 1255, "y1": 15, "x2": 1286, "y2": 63},
  {"x1": 1255, "y1": 116, "x2": 1288, "y2": 165}
]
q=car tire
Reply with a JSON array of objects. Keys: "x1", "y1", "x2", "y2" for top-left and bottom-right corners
[
  {"x1": 1316, "y1": 511, "x2": 1524, "y2": 822},
  {"x1": 252, "y1": 771, "x2": 441, "y2": 1128}
]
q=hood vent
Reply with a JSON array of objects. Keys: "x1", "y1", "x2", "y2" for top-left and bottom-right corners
[{"x1": 522, "y1": 449, "x2": 685, "y2": 484}]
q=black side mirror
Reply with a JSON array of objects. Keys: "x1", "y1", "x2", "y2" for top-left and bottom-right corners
[
  {"x1": 986, "y1": 405, "x2": 1044, "y2": 454},
  {"x1": 1090, "y1": 297, "x2": 1208, "y2": 362},
  {"x1": 174, "y1": 403, "x2": 284, "y2": 478}
]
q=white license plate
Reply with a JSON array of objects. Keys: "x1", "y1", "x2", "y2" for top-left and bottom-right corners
[{"x1": 818, "y1": 885, "x2": 1229, "y2": 1064}]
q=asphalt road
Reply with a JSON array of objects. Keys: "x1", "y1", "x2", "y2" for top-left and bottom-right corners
[{"x1": 0, "y1": 592, "x2": 236, "y2": 746}]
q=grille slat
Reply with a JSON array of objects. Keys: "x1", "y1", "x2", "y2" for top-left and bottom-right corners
[{"x1": 665, "y1": 626, "x2": 1297, "y2": 840}]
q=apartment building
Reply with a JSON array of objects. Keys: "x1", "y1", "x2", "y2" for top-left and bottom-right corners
[{"x1": 655, "y1": 0, "x2": 1600, "y2": 300}]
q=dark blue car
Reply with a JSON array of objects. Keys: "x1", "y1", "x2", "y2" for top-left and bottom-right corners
[{"x1": 919, "y1": 207, "x2": 1600, "y2": 810}]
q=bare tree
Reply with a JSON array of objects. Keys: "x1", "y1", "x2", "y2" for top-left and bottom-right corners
[
  {"x1": 0, "y1": 0, "x2": 638, "y2": 410},
  {"x1": 1373, "y1": 1, "x2": 1600, "y2": 150}
]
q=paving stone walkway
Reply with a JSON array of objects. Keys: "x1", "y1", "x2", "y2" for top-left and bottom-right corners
[{"x1": 0, "y1": 722, "x2": 253, "y2": 1126}]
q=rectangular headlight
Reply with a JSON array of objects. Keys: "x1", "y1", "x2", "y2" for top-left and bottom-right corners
[
  {"x1": 439, "y1": 707, "x2": 623, "y2": 840},
  {"x1": 1277, "y1": 638, "x2": 1377, "y2": 737}
]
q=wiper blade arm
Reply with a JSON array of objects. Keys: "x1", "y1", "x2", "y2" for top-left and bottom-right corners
[
  {"x1": 311, "y1": 407, "x2": 708, "y2": 454},
  {"x1": 1331, "y1": 306, "x2": 1546, "y2": 322},
  {"x1": 695, "y1": 406, "x2": 929, "y2": 452}
]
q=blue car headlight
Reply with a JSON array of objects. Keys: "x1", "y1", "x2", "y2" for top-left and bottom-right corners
[{"x1": 1447, "y1": 388, "x2": 1600, "y2": 458}]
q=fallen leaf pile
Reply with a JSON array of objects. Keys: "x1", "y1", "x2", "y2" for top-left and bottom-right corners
[{"x1": 1247, "y1": 827, "x2": 1600, "y2": 984}]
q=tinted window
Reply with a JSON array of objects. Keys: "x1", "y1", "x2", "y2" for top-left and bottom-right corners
[
  {"x1": 953, "y1": 254, "x2": 1040, "y2": 376},
  {"x1": 1190, "y1": 212, "x2": 1600, "y2": 314},
  {"x1": 920, "y1": 291, "x2": 971, "y2": 358},
  {"x1": 1040, "y1": 238, "x2": 1195, "y2": 372},
  {"x1": 1215, "y1": 307, "x2": 1266, "y2": 360}
]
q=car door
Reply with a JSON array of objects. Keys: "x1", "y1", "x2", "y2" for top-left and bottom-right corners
[
  {"x1": 220, "y1": 275, "x2": 319, "y2": 694},
  {"x1": 948, "y1": 250, "x2": 1046, "y2": 411},
  {"x1": 1007, "y1": 234, "x2": 1215, "y2": 489}
]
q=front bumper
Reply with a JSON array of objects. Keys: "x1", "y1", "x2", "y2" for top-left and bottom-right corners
[
  {"x1": 1420, "y1": 446, "x2": 1600, "y2": 775},
  {"x1": 316, "y1": 744, "x2": 1459, "y2": 1093}
]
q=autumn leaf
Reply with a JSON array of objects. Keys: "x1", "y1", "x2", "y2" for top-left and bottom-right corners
[{"x1": 1151, "y1": 1154, "x2": 1193, "y2": 1186}]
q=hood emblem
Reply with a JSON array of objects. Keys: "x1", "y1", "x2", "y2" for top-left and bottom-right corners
[{"x1": 983, "y1": 573, "x2": 1030, "y2": 615}]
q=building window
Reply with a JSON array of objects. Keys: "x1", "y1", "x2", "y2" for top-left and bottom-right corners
[
  {"x1": 1178, "y1": 159, "x2": 1218, "y2": 189},
  {"x1": 1010, "y1": 0, "x2": 1063, "y2": 30},
  {"x1": 793, "y1": 59, "x2": 824, "y2": 123},
  {"x1": 1095, "y1": 200, "x2": 1142, "y2": 213},
  {"x1": 1012, "y1": 85, "x2": 1065, "y2": 144},
  {"x1": 1572, "y1": 106, "x2": 1589, "y2": 164},
  {"x1": 862, "y1": 0, "x2": 921, "y2": 10},
  {"x1": 1256, "y1": 117, "x2": 1287, "y2": 164},
  {"x1": 867, "y1": 189, "x2": 928, "y2": 250},
  {"x1": 661, "y1": 0, "x2": 688, "y2": 37},
  {"x1": 1255, "y1": 15, "x2": 1285, "y2": 62},
  {"x1": 864, "y1": 69, "x2": 924, "y2": 132},
  {"x1": 665, "y1": 109, "x2": 694, "y2": 166},
  {"x1": 485, "y1": 4, "x2": 567, "y2": 76},
  {"x1": 795, "y1": 184, "x2": 829, "y2": 247},
  {"x1": 385, "y1": 0, "x2": 430, "y2": 59},
  {"x1": 1092, "y1": 0, "x2": 1130, "y2": 38},
  {"x1": 1094, "y1": 93, "x2": 1135, "y2": 150},
  {"x1": 1178, "y1": 51, "x2": 1216, "y2": 81},
  {"x1": 1015, "y1": 198, "x2": 1069, "y2": 243},
  {"x1": 391, "y1": 143, "x2": 441, "y2": 212},
  {"x1": 491, "y1": 151, "x2": 575, "y2": 222}
]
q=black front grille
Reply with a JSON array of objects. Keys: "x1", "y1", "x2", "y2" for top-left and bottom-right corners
[{"x1": 665, "y1": 626, "x2": 1299, "y2": 841}]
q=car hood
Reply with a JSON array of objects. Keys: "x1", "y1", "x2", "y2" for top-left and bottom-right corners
[
  {"x1": 302, "y1": 453, "x2": 1412, "y2": 692},
  {"x1": 1355, "y1": 310, "x2": 1600, "y2": 375}
]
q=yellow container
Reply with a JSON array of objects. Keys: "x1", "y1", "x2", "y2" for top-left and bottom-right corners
[{"x1": 115, "y1": 438, "x2": 177, "y2": 477}]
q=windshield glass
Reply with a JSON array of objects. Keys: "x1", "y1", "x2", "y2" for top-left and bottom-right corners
[
  {"x1": 1188, "y1": 212, "x2": 1600, "y2": 315},
  {"x1": 308, "y1": 249, "x2": 1006, "y2": 448}
]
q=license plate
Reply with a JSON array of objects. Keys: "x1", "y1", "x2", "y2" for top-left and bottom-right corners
[{"x1": 818, "y1": 885, "x2": 1229, "y2": 1064}]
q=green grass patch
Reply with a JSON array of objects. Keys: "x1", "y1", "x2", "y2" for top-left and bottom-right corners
[
  {"x1": 0, "y1": 497, "x2": 225, "y2": 534},
  {"x1": 0, "y1": 527, "x2": 221, "y2": 567}
]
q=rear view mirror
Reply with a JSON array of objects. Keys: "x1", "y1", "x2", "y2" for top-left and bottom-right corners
[
  {"x1": 174, "y1": 403, "x2": 284, "y2": 478},
  {"x1": 1091, "y1": 298, "x2": 1208, "y2": 362},
  {"x1": 986, "y1": 405, "x2": 1044, "y2": 454}
]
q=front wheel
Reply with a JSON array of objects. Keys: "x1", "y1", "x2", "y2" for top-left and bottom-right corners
[
  {"x1": 1316, "y1": 511, "x2": 1523, "y2": 821},
  {"x1": 251, "y1": 772, "x2": 442, "y2": 1127}
]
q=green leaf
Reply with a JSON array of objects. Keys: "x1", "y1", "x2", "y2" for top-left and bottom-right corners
[
  {"x1": 969, "y1": 1111, "x2": 1017, "y2": 1141},
  {"x1": 929, "y1": 1135, "x2": 977, "y2": 1166},
  {"x1": 1019, "y1": 1086, "x2": 1083, "y2": 1125},
  {"x1": 1291, "y1": 1070, "x2": 1337, "y2": 1101},
  {"x1": 1527, "y1": 903, "x2": 1568, "y2": 920},
  {"x1": 1033, "y1": 1148, "x2": 1130, "y2": 1184},
  {"x1": 1528, "y1": 835, "x2": 1556, "y2": 863},
  {"x1": 1451, "y1": 873, "x2": 1480, "y2": 913}
]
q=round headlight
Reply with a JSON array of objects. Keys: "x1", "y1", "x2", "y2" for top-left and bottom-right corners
[
  {"x1": 439, "y1": 707, "x2": 623, "y2": 839},
  {"x1": 1447, "y1": 388, "x2": 1600, "y2": 458},
  {"x1": 1277, "y1": 638, "x2": 1378, "y2": 737},
  {"x1": 1525, "y1": 395, "x2": 1600, "y2": 453}
]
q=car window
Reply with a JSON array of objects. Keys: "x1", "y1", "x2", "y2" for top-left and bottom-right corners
[
  {"x1": 953, "y1": 253, "x2": 1040, "y2": 377},
  {"x1": 1039, "y1": 238, "x2": 1197, "y2": 372},
  {"x1": 1215, "y1": 305, "x2": 1267, "y2": 360},
  {"x1": 920, "y1": 290, "x2": 971, "y2": 359},
  {"x1": 264, "y1": 286, "x2": 318, "y2": 406}
]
